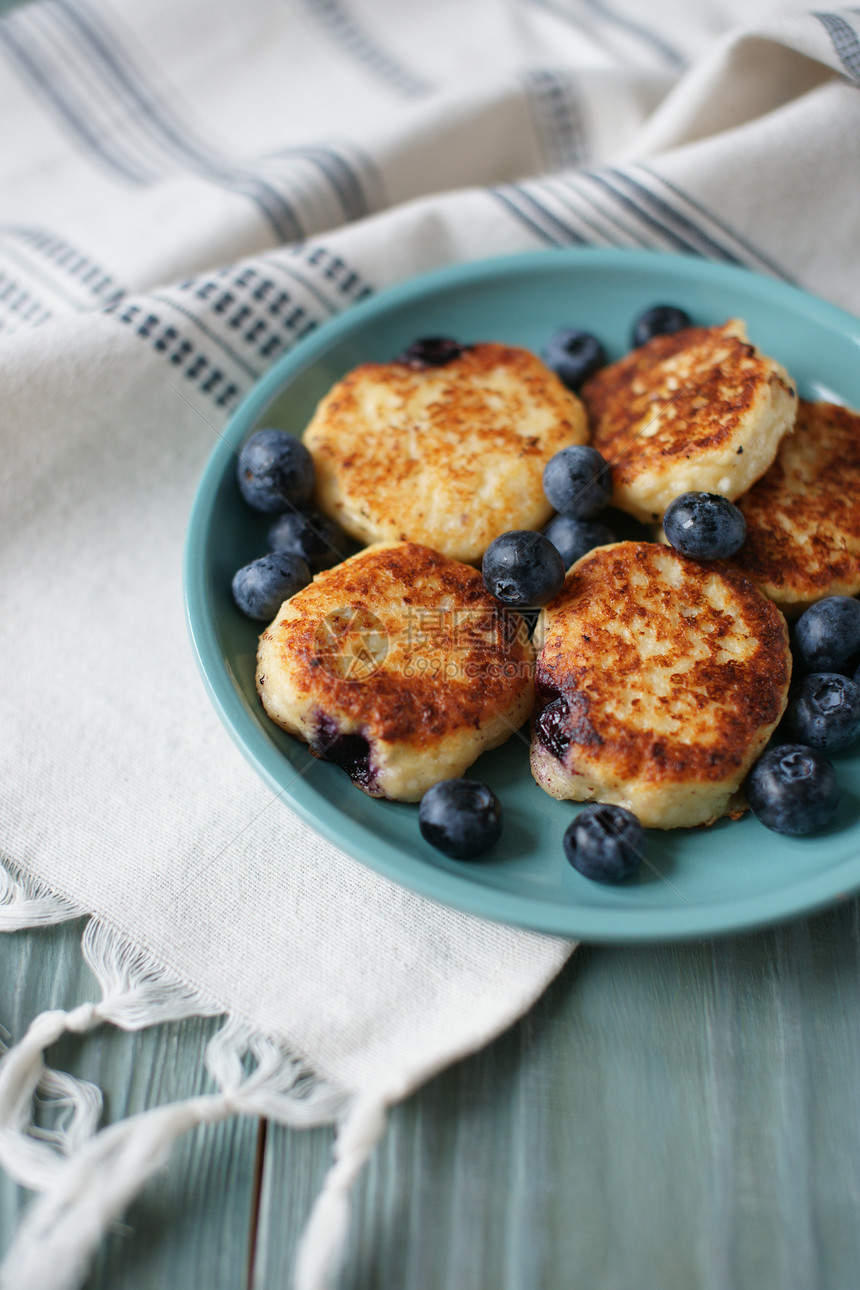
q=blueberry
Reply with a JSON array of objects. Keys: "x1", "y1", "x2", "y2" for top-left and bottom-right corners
[
  {"x1": 793, "y1": 597, "x2": 860, "y2": 675},
  {"x1": 534, "y1": 695, "x2": 571, "y2": 763},
  {"x1": 542, "y1": 445, "x2": 612, "y2": 519},
  {"x1": 542, "y1": 514, "x2": 615, "y2": 569},
  {"x1": 268, "y1": 508, "x2": 348, "y2": 573},
  {"x1": 482, "y1": 530, "x2": 565, "y2": 608},
  {"x1": 418, "y1": 779, "x2": 502, "y2": 859},
  {"x1": 312, "y1": 715, "x2": 377, "y2": 793},
  {"x1": 541, "y1": 328, "x2": 605, "y2": 391},
  {"x1": 787, "y1": 673, "x2": 860, "y2": 751},
  {"x1": 563, "y1": 804, "x2": 645, "y2": 883},
  {"x1": 395, "y1": 337, "x2": 465, "y2": 369},
  {"x1": 232, "y1": 551, "x2": 311, "y2": 621},
  {"x1": 663, "y1": 492, "x2": 746, "y2": 561},
  {"x1": 237, "y1": 428, "x2": 315, "y2": 514},
  {"x1": 746, "y1": 744, "x2": 839, "y2": 835},
  {"x1": 632, "y1": 304, "x2": 692, "y2": 348}
]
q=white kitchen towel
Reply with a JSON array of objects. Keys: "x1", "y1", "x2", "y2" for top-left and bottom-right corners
[{"x1": 1, "y1": 1, "x2": 859, "y2": 1286}]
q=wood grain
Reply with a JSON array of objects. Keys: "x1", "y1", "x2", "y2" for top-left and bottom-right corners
[
  {"x1": 5, "y1": 900, "x2": 860, "y2": 1290},
  {"x1": 254, "y1": 901, "x2": 860, "y2": 1290},
  {"x1": 0, "y1": 920, "x2": 259, "y2": 1290}
]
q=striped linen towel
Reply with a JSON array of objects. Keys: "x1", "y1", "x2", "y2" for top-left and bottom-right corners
[{"x1": 0, "y1": 1, "x2": 858, "y2": 1287}]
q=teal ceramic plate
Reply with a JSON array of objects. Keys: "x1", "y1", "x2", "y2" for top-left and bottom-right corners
[{"x1": 184, "y1": 248, "x2": 860, "y2": 942}]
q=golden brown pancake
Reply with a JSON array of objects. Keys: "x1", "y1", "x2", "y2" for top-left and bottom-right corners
[
  {"x1": 732, "y1": 399, "x2": 860, "y2": 615},
  {"x1": 581, "y1": 320, "x2": 797, "y2": 522},
  {"x1": 530, "y1": 542, "x2": 791, "y2": 828},
  {"x1": 302, "y1": 342, "x2": 588, "y2": 563},
  {"x1": 257, "y1": 541, "x2": 534, "y2": 801}
]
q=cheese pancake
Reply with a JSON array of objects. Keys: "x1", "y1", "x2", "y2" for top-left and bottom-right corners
[
  {"x1": 530, "y1": 542, "x2": 791, "y2": 829},
  {"x1": 732, "y1": 399, "x2": 860, "y2": 615},
  {"x1": 257, "y1": 541, "x2": 534, "y2": 801},
  {"x1": 581, "y1": 320, "x2": 797, "y2": 523},
  {"x1": 302, "y1": 342, "x2": 588, "y2": 564}
]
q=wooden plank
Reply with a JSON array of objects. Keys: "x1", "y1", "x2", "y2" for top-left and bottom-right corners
[
  {"x1": 254, "y1": 901, "x2": 860, "y2": 1290},
  {"x1": 0, "y1": 920, "x2": 260, "y2": 1290},
  {"x1": 5, "y1": 900, "x2": 860, "y2": 1289}
]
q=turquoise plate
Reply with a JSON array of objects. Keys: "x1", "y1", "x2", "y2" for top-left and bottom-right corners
[{"x1": 184, "y1": 248, "x2": 860, "y2": 942}]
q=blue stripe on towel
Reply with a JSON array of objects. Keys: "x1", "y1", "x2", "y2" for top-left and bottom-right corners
[
  {"x1": 579, "y1": 0, "x2": 685, "y2": 69},
  {"x1": 814, "y1": 11, "x2": 860, "y2": 82},
  {"x1": 523, "y1": 0, "x2": 685, "y2": 70},
  {"x1": 522, "y1": 69, "x2": 589, "y2": 171},
  {"x1": 61, "y1": 0, "x2": 374, "y2": 232},
  {"x1": 0, "y1": 14, "x2": 150, "y2": 183},
  {"x1": 0, "y1": 226, "x2": 126, "y2": 307},
  {"x1": 267, "y1": 145, "x2": 374, "y2": 223},
  {"x1": 491, "y1": 184, "x2": 589, "y2": 245},
  {"x1": 583, "y1": 170, "x2": 711, "y2": 255},
  {"x1": 606, "y1": 169, "x2": 744, "y2": 264},
  {"x1": 53, "y1": 0, "x2": 304, "y2": 241},
  {"x1": 302, "y1": 0, "x2": 434, "y2": 97},
  {"x1": 544, "y1": 175, "x2": 652, "y2": 245},
  {"x1": 633, "y1": 165, "x2": 796, "y2": 281}
]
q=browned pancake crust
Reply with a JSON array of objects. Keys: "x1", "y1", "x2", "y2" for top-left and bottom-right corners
[
  {"x1": 732, "y1": 399, "x2": 860, "y2": 614},
  {"x1": 535, "y1": 542, "x2": 790, "y2": 791},
  {"x1": 258, "y1": 542, "x2": 533, "y2": 749},
  {"x1": 581, "y1": 322, "x2": 795, "y2": 518},
  {"x1": 303, "y1": 342, "x2": 586, "y2": 562}
]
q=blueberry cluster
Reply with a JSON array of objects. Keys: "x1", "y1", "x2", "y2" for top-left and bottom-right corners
[
  {"x1": 482, "y1": 442, "x2": 617, "y2": 609},
  {"x1": 745, "y1": 596, "x2": 860, "y2": 835},
  {"x1": 231, "y1": 427, "x2": 349, "y2": 620}
]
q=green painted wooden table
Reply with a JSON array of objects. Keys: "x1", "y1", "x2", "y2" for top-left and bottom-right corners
[{"x1": 3, "y1": 900, "x2": 860, "y2": 1289}]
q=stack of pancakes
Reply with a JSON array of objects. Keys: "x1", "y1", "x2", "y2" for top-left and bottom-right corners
[{"x1": 254, "y1": 327, "x2": 860, "y2": 827}]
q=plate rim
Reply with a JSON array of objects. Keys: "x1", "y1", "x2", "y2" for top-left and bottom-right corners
[{"x1": 184, "y1": 246, "x2": 860, "y2": 943}]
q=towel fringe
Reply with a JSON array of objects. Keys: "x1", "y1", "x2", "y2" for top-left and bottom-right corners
[
  {"x1": 0, "y1": 863, "x2": 370, "y2": 1290},
  {"x1": 0, "y1": 862, "x2": 85, "y2": 930},
  {"x1": 293, "y1": 1092, "x2": 390, "y2": 1290}
]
